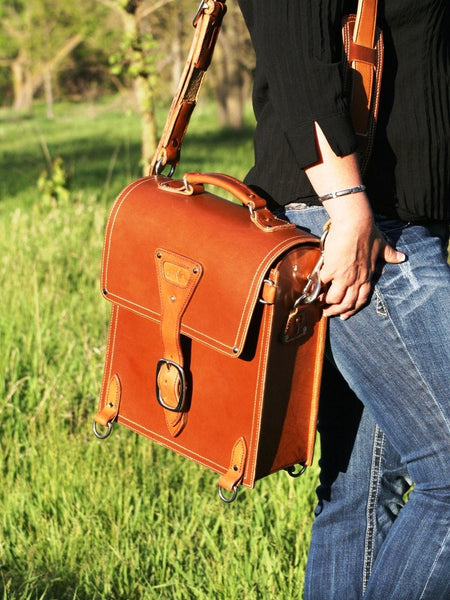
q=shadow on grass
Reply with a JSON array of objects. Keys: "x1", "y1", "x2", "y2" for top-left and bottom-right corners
[{"x1": 1, "y1": 123, "x2": 254, "y2": 209}]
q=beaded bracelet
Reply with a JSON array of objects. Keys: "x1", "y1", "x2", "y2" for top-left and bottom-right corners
[{"x1": 318, "y1": 184, "x2": 366, "y2": 201}]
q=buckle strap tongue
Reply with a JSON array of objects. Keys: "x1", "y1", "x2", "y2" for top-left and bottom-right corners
[{"x1": 155, "y1": 249, "x2": 202, "y2": 436}]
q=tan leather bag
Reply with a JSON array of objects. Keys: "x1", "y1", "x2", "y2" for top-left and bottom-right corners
[
  {"x1": 93, "y1": 0, "x2": 381, "y2": 501},
  {"x1": 93, "y1": 171, "x2": 327, "y2": 501}
]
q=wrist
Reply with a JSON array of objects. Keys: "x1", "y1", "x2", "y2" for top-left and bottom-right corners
[{"x1": 322, "y1": 193, "x2": 374, "y2": 227}]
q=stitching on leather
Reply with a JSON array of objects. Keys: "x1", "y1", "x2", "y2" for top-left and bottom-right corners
[
  {"x1": 102, "y1": 178, "x2": 149, "y2": 291},
  {"x1": 99, "y1": 305, "x2": 119, "y2": 406},
  {"x1": 119, "y1": 414, "x2": 230, "y2": 473},
  {"x1": 248, "y1": 303, "x2": 273, "y2": 481},
  {"x1": 104, "y1": 236, "x2": 317, "y2": 354}
]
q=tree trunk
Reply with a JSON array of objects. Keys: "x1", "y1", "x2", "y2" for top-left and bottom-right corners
[
  {"x1": 134, "y1": 75, "x2": 158, "y2": 174},
  {"x1": 214, "y1": 39, "x2": 244, "y2": 130},
  {"x1": 11, "y1": 34, "x2": 84, "y2": 112},
  {"x1": 44, "y1": 70, "x2": 54, "y2": 119},
  {"x1": 12, "y1": 52, "x2": 34, "y2": 112},
  {"x1": 171, "y1": 8, "x2": 184, "y2": 94},
  {"x1": 213, "y1": 5, "x2": 251, "y2": 130}
]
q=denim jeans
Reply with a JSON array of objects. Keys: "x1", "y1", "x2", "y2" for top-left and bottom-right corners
[{"x1": 276, "y1": 205, "x2": 450, "y2": 599}]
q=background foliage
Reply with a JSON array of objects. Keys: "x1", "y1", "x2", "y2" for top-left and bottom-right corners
[{"x1": 0, "y1": 3, "x2": 320, "y2": 598}]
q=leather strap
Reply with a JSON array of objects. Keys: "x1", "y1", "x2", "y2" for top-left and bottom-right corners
[
  {"x1": 149, "y1": 1, "x2": 227, "y2": 176},
  {"x1": 218, "y1": 437, "x2": 247, "y2": 495},
  {"x1": 183, "y1": 172, "x2": 297, "y2": 231},
  {"x1": 94, "y1": 373, "x2": 121, "y2": 427},
  {"x1": 155, "y1": 248, "x2": 203, "y2": 437},
  {"x1": 349, "y1": 0, "x2": 379, "y2": 133}
]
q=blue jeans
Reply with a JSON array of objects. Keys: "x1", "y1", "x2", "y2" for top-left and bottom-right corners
[{"x1": 277, "y1": 205, "x2": 450, "y2": 600}]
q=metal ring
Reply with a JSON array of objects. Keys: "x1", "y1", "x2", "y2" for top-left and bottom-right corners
[
  {"x1": 182, "y1": 176, "x2": 194, "y2": 194},
  {"x1": 217, "y1": 484, "x2": 239, "y2": 503},
  {"x1": 92, "y1": 419, "x2": 113, "y2": 440},
  {"x1": 154, "y1": 158, "x2": 176, "y2": 178},
  {"x1": 285, "y1": 464, "x2": 307, "y2": 478}
]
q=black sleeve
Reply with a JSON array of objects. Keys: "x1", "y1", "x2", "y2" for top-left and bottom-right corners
[{"x1": 238, "y1": 0, "x2": 357, "y2": 168}]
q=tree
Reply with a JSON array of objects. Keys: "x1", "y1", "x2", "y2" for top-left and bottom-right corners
[
  {"x1": 212, "y1": 1, "x2": 254, "y2": 129},
  {"x1": 100, "y1": 0, "x2": 179, "y2": 173},
  {"x1": 0, "y1": 0, "x2": 106, "y2": 114}
]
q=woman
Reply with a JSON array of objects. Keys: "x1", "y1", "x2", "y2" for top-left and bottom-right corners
[{"x1": 237, "y1": 1, "x2": 450, "y2": 598}]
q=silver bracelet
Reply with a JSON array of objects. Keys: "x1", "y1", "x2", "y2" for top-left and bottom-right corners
[{"x1": 318, "y1": 185, "x2": 366, "y2": 201}]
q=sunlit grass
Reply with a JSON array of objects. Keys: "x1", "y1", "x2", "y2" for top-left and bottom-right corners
[{"x1": 0, "y1": 97, "x2": 318, "y2": 599}]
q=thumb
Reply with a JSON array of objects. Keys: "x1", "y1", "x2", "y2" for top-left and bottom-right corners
[{"x1": 381, "y1": 241, "x2": 406, "y2": 264}]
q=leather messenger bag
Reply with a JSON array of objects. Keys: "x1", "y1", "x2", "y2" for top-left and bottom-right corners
[{"x1": 93, "y1": 0, "x2": 380, "y2": 501}]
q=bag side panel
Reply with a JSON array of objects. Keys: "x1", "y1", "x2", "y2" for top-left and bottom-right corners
[{"x1": 253, "y1": 246, "x2": 327, "y2": 480}]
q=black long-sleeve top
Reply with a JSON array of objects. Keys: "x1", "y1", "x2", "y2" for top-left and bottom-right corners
[{"x1": 238, "y1": 0, "x2": 450, "y2": 224}]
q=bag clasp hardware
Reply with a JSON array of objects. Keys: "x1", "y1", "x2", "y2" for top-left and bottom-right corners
[
  {"x1": 156, "y1": 359, "x2": 187, "y2": 412},
  {"x1": 154, "y1": 157, "x2": 176, "y2": 178},
  {"x1": 293, "y1": 221, "x2": 330, "y2": 307},
  {"x1": 193, "y1": 0, "x2": 210, "y2": 27},
  {"x1": 285, "y1": 464, "x2": 307, "y2": 478},
  {"x1": 92, "y1": 420, "x2": 113, "y2": 440}
]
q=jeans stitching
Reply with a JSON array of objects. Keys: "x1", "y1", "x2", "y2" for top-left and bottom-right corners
[
  {"x1": 374, "y1": 288, "x2": 388, "y2": 317},
  {"x1": 363, "y1": 425, "x2": 385, "y2": 593}
]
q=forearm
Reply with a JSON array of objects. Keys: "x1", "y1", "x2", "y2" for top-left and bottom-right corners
[
  {"x1": 305, "y1": 122, "x2": 373, "y2": 226},
  {"x1": 304, "y1": 123, "x2": 404, "y2": 319}
]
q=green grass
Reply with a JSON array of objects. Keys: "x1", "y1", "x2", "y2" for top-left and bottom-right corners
[{"x1": 0, "y1": 96, "x2": 319, "y2": 599}]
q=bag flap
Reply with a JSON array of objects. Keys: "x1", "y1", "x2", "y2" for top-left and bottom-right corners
[{"x1": 101, "y1": 176, "x2": 319, "y2": 357}]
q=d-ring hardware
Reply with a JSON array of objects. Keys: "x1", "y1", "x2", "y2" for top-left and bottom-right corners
[
  {"x1": 154, "y1": 158, "x2": 176, "y2": 178},
  {"x1": 92, "y1": 419, "x2": 113, "y2": 440},
  {"x1": 293, "y1": 223, "x2": 330, "y2": 307},
  {"x1": 285, "y1": 464, "x2": 307, "y2": 478},
  {"x1": 218, "y1": 484, "x2": 239, "y2": 503}
]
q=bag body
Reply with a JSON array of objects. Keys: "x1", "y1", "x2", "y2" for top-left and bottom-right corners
[{"x1": 94, "y1": 173, "x2": 326, "y2": 498}]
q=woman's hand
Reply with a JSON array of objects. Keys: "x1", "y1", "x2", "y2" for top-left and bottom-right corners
[{"x1": 320, "y1": 214, "x2": 405, "y2": 319}]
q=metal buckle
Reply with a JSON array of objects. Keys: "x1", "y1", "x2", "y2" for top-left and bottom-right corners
[
  {"x1": 193, "y1": 0, "x2": 209, "y2": 27},
  {"x1": 156, "y1": 359, "x2": 186, "y2": 412}
]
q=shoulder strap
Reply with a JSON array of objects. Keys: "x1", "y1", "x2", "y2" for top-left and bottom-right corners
[
  {"x1": 150, "y1": 1, "x2": 227, "y2": 176},
  {"x1": 150, "y1": 0, "x2": 380, "y2": 177},
  {"x1": 349, "y1": 0, "x2": 380, "y2": 133}
]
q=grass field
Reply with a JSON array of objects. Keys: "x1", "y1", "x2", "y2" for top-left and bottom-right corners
[{"x1": 0, "y1": 97, "x2": 319, "y2": 599}]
